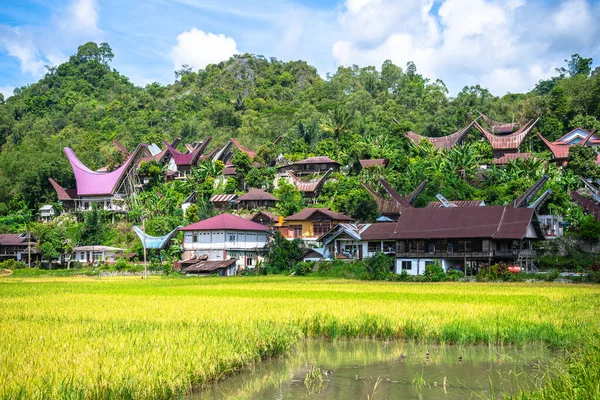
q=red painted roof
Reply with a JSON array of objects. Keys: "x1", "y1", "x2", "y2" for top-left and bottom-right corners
[
  {"x1": 251, "y1": 211, "x2": 278, "y2": 222},
  {"x1": 359, "y1": 159, "x2": 389, "y2": 168},
  {"x1": 180, "y1": 213, "x2": 269, "y2": 231},
  {"x1": 285, "y1": 208, "x2": 354, "y2": 221},
  {"x1": 163, "y1": 137, "x2": 211, "y2": 166},
  {"x1": 64, "y1": 144, "x2": 147, "y2": 196},
  {"x1": 0, "y1": 233, "x2": 31, "y2": 246},
  {"x1": 237, "y1": 188, "x2": 278, "y2": 202},
  {"x1": 537, "y1": 132, "x2": 570, "y2": 160}
]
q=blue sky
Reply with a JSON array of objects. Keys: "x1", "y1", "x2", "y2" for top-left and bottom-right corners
[{"x1": 1, "y1": 0, "x2": 599, "y2": 99}]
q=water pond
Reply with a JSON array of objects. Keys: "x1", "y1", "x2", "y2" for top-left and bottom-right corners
[{"x1": 196, "y1": 340, "x2": 561, "y2": 399}]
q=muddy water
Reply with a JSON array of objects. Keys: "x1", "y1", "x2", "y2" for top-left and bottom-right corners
[{"x1": 196, "y1": 340, "x2": 560, "y2": 399}]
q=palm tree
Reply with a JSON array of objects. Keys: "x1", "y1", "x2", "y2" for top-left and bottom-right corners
[
  {"x1": 321, "y1": 107, "x2": 353, "y2": 143},
  {"x1": 444, "y1": 143, "x2": 479, "y2": 181}
]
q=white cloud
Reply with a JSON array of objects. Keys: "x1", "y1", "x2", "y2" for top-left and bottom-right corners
[
  {"x1": 68, "y1": 0, "x2": 100, "y2": 31},
  {"x1": 169, "y1": 28, "x2": 238, "y2": 70},
  {"x1": 0, "y1": 85, "x2": 15, "y2": 99},
  {"x1": 332, "y1": 0, "x2": 599, "y2": 95},
  {"x1": 0, "y1": 27, "x2": 46, "y2": 77}
]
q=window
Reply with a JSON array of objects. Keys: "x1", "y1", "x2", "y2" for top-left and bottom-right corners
[
  {"x1": 472, "y1": 240, "x2": 483, "y2": 252},
  {"x1": 368, "y1": 242, "x2": 380, "y2": 253},
  {"x1": 447, "y1": 242, "x2": 454, "y2": 253},
  {"x1": 383, "y1": 241, "x2": 396, "y2": 253},
  {"x1": 313, "y1": 223, "x2": 331, "y2": 237},
  {"x1": 192, "y1": 232, "x2": 197, "y2": 243},
  {"x1": 409, "y1": 241, "x2": 418, "y2": 252},
  {"x1": 425, "y1": 260, "x2": 435, "y2": 267},
  {"x1": 401, "y1": 260, "x2": 413, "y2": 271},
  {"x1": 229, "y1": 234, "x2": 236, "y2": 242},
  {"x1": 289, "y1": 225, "x2": 303, "y2": 238},
  {"x1": 428, "y1": 243, "x2": 435, "y2": 254},
  {"x1": 247, "y1": 257, "x2": 253, "y2": 266}
]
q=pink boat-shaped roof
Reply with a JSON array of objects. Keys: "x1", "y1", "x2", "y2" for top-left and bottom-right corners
[
  {"x1": 64, "y1": 144, "x2": 147, "y2": 196},
  {"x1": 163, "y1": 137, "x2": 212, "y2": 166}
]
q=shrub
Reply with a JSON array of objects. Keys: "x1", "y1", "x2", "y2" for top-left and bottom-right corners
[
  {"x1": 293, "y1": 261, "x2": 314, "y2": 276},
  {"x1": 365, "y1": 253, "x2": 393, "y2": 280},
  {"x1": 546, "y1": 268, "x2": 560, "y2": 282},
  {"x1": 114, "y1": 258, "x2": 129, "y2": 271},
  {"x1": 423, "y1": 261, "x2": 446, "y2": 282},
  {"x1": 0, "y1": 259, "x2": 27, "y2": 270},
  {"x1": 447, "y1": 269, "x2": 464, "y2": 281}
]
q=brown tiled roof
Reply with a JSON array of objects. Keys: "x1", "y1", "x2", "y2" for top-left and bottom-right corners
[
  {"x1": 287, "y1": 169, "x2": 331, "y2": 194},
  {"x1": 230, "y1": 138, "x2": 256, "y2": 158},
  {"x1": 392, "y1": 206, "x2": 535, "y2": 240},
  {"x1": 285, "y1": 208, "x2": 354, "y2": 222},
  {"x1": 379, "y1": 179, "x2": 412, "y2": 208},
  {"x1": 237, "y1": 188, "x2": 278, "y2": 202},
  {"x1": 405, "y1": 120, "x2": 477, "y2": 149},
  {"x1": 359, "y1": 159, "x2": 388, "y2": 168},
  {"x1": 492, "y1": 153, "x2": 536, "y2": 165},
  {"x1": 477, "y1": 112, "x2": 520, "y2": 134},
  {"x1": 361, "y1": 222, "x2": 401, "y2": 241},
  {"x1": 222, "y1": 166, "x2": 237, "y2": 176},
  {"x1": 48, "y1": 178, "x2": 77, "y2": 201},
  {"x1": 475, "y1": 119, "x2": 538, "y2": 150},
  {"x1": 183, "y1": 259, "x2": 237, "y2": 273},
  {"x1": 426, "y1": 200, "x2": 485, "y2": 208}
]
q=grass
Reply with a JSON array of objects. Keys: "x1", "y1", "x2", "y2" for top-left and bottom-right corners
[{"x1": 0, "y1": 275, "x2": 599, "y2": 399}]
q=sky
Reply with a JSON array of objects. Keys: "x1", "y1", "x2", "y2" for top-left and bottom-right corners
[{"x1": 1, "y1": 0, "x2": 599, "y2": 99}]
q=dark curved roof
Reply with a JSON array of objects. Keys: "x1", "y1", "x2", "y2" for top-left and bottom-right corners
[
  {"x1": 405, "y1": 120, "x2": 477, "y2": 149},
  {"x1": 475, "y1": 119, "x2": 538, "y2": 150}
]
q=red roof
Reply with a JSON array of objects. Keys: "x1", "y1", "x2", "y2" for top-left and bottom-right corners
[
  {"x1": 392, "y1": 206, "x2": 535, "y2": 240},
  {"x1": 163, "y1": 137, "x2": 211, "y2": 166},
  {"x1": 537, "y1": 132, "x2": 570, "y2": 160},
  {"x1": 251, "y1": 211, "x2": 278, "y2": 223},
  {"x1": 237, "y1": 188, "x2": 278, "y2": 202},
  {"x1": 359, "y1": 159, "x2": 389, "y2": 168},
  {"x1": 474, "y1": 119, "x2": 538, "y2": 150},
  {"x1": 285, "y1": 208, "x2": 354, "y2": 221},
  {"x1": 48, "y1": 178, "x2": 77, "y2": 201},
  {"x1": 180, "y1": 213, "x2": 269, "y2": 231},
  {"x1": 0, "y1": 233, "x2": 31, "y2": 246},
  {"x1": 230, "y1": 138, "x2": 256, "y2": 158}
]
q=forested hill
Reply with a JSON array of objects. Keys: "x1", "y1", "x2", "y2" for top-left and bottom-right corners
[{"x1": 0, "y1": 42, "x2": 599, "y2": 212}]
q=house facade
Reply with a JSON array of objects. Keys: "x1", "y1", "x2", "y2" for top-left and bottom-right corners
[
  {"x1": 276, "y1": 208, "x2": 354, "y2": 242},
  {"x1": 236, "y1": 188, "x2": 278, "y2": 210},
  {"x1": 72, "y1": 246, "x2": 125, "y2": 264},
  {"x1": 277, "y1": 156, "x2": 340, "y2": 176},
  {"x1": 180, "y1": 213, "x2": 269, "y2": 270},
  {"x1": 0, "y1": 234, "x2": 39, "y2": 264}
]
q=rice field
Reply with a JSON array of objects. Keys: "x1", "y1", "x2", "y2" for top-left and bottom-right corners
[{"x1": 0, "y1": 275, "x2": 599, "y2": 399}]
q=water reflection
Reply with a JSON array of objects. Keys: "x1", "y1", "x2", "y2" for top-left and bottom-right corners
[{"x1": 196, "y1": 340, "x2": 559, "y2": 399}]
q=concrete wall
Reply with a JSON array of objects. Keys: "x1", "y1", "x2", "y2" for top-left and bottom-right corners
[{"x1": 395, "y1": 258, "x2": 448, "y2": 275}]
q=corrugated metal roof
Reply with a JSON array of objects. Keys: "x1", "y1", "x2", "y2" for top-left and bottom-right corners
[
  {"x1": 294, "y1": 156, "x2": 340, "y2": 165},
  {"x1": 492, "y1": 153, "x2": 535, "y2": 165},
  {"x1": 537, "y1": 132, "x2": 570, "y2": 160},
  {"x1": 0, "y1": 234, "x2": 31, "y2": 246},
  {"x1": 475, "y1": 119, "x2": 538, "y2": 151},
  {"x1": 230, "y1": 138, "x2": 256, "y2": 158},
  {"x1": 426, "y1": 200, "x2": 485, "y2": 208},
  {"x1": 48, "y1": 178, "x2": 77, "y2": 201},
  {"x1": 180, "y1": 213, "x2": 269, "y2": 231},
  {"x1": 251, "y1": 211, "x2": 278, "y2": 222},
  {"x1": 183, "y1": 259, "x2": 237, "y2": 272},
  {"x1": 163, "y1": 137, "x2": 211, "y2": 166},
  {"x1": 209, "y1": 194, "x2": 238, "y2": 203},
  {"x1": 286, "y1": 170, "x2": 331, "y2": 194},
  {"x1": 72, "y1": 245, "x2": 125, "y2": 251},
  {"x1": 405, "y1": 121, "x2": 476, "y2": 149}
]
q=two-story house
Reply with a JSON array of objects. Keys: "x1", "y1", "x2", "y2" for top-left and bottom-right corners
[
  {"x1": 180, "y1": 213, "x2": 269, "y2": 270},
  {"x1": 276, "y1": 208, "x2": 354, "y2": 242}
]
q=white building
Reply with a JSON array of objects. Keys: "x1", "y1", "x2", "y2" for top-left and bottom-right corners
[
  {"x1": 72, "y1": 245, "x2": 125, "y2": 264},
  {"x1": 39, "y1": 205, "x2": 56, "y2": 221},
  {"x1": 180, "y1": 214, "x2": 269, "y2": 270}
]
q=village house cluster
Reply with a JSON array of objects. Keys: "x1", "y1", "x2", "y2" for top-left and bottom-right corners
[{"x1": 4, "y1": 113, "x2": 598, "y2": 275}]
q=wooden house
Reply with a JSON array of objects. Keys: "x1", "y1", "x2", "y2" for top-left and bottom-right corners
[
  {"x1": 162, "y1": 137, "x2": 212, "y2": 179},
  {"x1": 236, "y1": 188, "x2": 278, "y2": 210},
  {"x1": 277, "y1": 156, "x2": 340, "y2": 176},
  {"x1": 250, "y1": 211, "x2": 279, "y2": 227},
  {"x1": 209, "y1": 194, "x2": 238, "y2": 210},
  {"x1": 276, "y1": 208, "x2": 354, "y2": 242},
  {"x1": 0, "y1": 234, "x2": 39, "y2": 264},
  {"x1": 179, "y1": 214, "x2": 269, "y2": 270},
  {"x1": 537, "y1": 128, "x2": 600, "y2": 167}
]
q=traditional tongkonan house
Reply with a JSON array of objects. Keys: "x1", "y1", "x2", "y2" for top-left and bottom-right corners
[
  {"x1": 236, "y1": 188, "x2": 278, "y2": 210},
  {"x1": 536, "y1": 128, "x2": 600, "y2": 167},
  {"x1": 404, "y1": 120, "x2": 478, "y2": 149},
  {"x1": 361, "y1": 179, "x2": 427, "y2": 221},
  {"x1": 285, "y1": 170, "x2": 333, "y2": 200},
  {"x1": 277, "y1": 156, "x2": 340, "y2": 176},
  {"x1": 49, "y1": 144, "x2": 147, "y2": 212},
  {"x1": 162, "y1": 137, "x2": 212, "y2": 179},
  {"x1": 358, "y1": 159, "x2": 389, "y2": 169},
  {"x1": 250, "y1": 211, "x2": 279, "y2": 226},
  {"x1": 178, "y1": 213, "x2": 269, "y2": 271},
  {"x1": 474, "y1": 118, "x2": 539, "y2": 159}
]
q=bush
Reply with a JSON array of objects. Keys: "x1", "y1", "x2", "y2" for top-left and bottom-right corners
[
  {"x1": 0, "y1": 259, "x2": 28, "y2": 270},
  {"x1": 423, "y1": 261, "x2": 447, "y2": 282},
  {"x1": 546, "y1": 268, "x2": 560, "y2": 282},
  {"x1": 114, "y1": 258, "x2": 129, "y2": 271},
  {"x1": 294, "y1": 261, "x2": 314, "y2": 276},
  {"x1": 447, "y1": 269, "x2": 464, "y2": 281},
  {"x1": 365, "y1": 253, "x2": 393, "y2": 280}
]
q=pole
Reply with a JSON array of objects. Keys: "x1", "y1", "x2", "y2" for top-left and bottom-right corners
[
  {"x1": 143, "y1": 215, "x2": 147, "y2": 279},
  {"x1": 27, "y1": 226, "x2": 31, "y2": 268}
]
